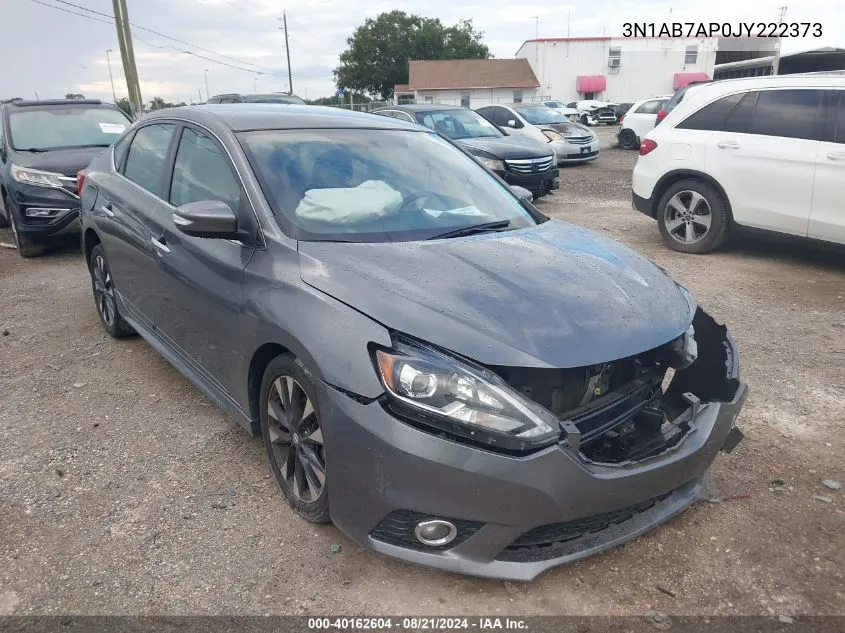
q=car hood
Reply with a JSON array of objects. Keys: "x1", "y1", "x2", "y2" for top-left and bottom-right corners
[
  {"x1": 544, "y1": 122, "x2": 593, "y2": 137},
  {"x1": 298, "y1": 220, "x2": 695, "y2": 368},
  {"x1": 458, "y1": 136, "x2": 553, "y2": 160},
  {"x1": 9, "y1": 146, "x2": 109, "y2": 176}
]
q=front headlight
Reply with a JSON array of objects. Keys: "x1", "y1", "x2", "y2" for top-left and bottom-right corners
[
  {"x1": 10, "y1": 164, "x2": 64, "y2": 189},
  {"x1": 475, "y1": 155, "x2": 505, "y2": 171},
  {"x1": 542, "y1": 130, "x2": 562, "y2": 142},
  {"x1": 374, "y1": 337, "x2": 560, "y2": 452}
]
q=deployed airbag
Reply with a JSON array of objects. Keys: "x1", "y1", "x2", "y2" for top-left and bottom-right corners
[{"x1": 295, "y1": 180, "x2": 402, "y2": 224}]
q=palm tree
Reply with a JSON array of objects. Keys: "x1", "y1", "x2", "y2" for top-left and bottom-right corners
[{"x1": 149, "y1": 96, "x2": 168, "y2": 111}]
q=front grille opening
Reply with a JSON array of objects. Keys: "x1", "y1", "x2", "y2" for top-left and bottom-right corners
[{"x1": 496, "y1": 490, "x2": 675, "y2": 562}]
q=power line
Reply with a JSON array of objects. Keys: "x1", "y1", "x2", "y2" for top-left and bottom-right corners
[{"x1": 42, "y1": 0, "x2": 286, "y2": 76}]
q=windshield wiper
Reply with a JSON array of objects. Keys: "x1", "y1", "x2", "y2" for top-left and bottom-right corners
[
  {"x1": 17, "y1": 147, "x2": 48, "y2": 153},
  {"x1": 428, "y1": 220, "x2": 511, "y2": 240}
]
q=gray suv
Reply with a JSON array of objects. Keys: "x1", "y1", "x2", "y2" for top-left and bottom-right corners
[{"x1": 78, "y1": 104, "x2": 746, "y2": 580}]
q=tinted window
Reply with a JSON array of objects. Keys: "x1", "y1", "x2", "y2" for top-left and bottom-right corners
[
  {"x1": 170, "y1": 127, "x2": 241, "y2": 212},
  {"x1": 749, "y1": 89, "x2": 822, "y2": 140},
  {"x1": 634, "y1": 99, "x2": 665, "y2": 115},
  {"x1": 677, "y1": 91, "x2": 747, "y2": 131},
  {"x1": 8, "y1": 106, "x2": 130, "y2": 151},
  {"x1": 123, "y1": 123, "x2": 175, "y2": 195},
  {"x1": 476, "y1": 106, "x2": 509, "y2": 127},
  {"x1": 723, "y1": 91, "x2": 757, "y2": 133},
  {"x1": 833, "y1": 91, "x2": 845, "y2": 143},
  {"x1": 239, "y1": 128, "x2": 537, "y2": 243},
  {"x1": 112, "y1": 131, "x2": 133, "y2": 170}
]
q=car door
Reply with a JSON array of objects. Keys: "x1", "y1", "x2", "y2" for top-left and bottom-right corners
[
  {"x1": 701, "y1": 89, "x2": 821, "y2": 236},
  {"x1": 144, "y1": 123, "x2": 258, "y2": 397},
  {"x1": 628, "y1": 99, "x2": 662, "y2": 139},
  {"x1": 809, "y1": 89, "x2": 845, "y2": 244},
  {"x1": 97, "y1": 122, "x2": 177, "y2": 327}
]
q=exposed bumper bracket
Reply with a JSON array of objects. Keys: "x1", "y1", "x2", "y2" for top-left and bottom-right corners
[{"x1": 721, "y1": 426, "x2": 744, "y2": 454}]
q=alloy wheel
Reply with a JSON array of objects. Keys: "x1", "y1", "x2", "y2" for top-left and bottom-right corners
[
  {"x1": 92, "y1": 254, "x2": 117, "y2": 327},
  {"x1": 266, "y1": 375, "x2": 326, "y2": 502},
  {"x1": 663, "y1": 190, "x2": 712, "y2": 245}
]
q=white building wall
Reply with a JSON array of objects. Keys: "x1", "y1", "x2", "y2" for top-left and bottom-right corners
[
  {"x1": 517, "y1": 38, "x2": 717, "y2": 103},
  {"x1": 412, "y1": 87, "x2": 541, "y2": 107}
]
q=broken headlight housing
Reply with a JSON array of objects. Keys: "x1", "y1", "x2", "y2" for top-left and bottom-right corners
[{"x1": 374, "y1": 337, "x2": 561, "y2": 453}]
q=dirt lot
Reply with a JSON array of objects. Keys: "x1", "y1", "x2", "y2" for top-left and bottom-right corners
[{"x1": 0, "y1": 126, "x2": 843, "y2": 617}]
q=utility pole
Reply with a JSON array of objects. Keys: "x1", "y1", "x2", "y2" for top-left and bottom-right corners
[
  {"x1": 280, "y1": 12, "x2": 293, "y2": 94},
  {"x1": 111, "y1": 0, "x2": 143, "y2": 115},
  {"x1": 204, "y1": 69, "x2": 210, "y2": 101},
  {"x1": 197, "y1": 88, "x2": 202, "y2": 104},
  {"x1": 771, "y1": 6, "x2": 788, "y2": 75},
  {"x1": 105, "y1": 49, "x2": 117, "y2": 103}
]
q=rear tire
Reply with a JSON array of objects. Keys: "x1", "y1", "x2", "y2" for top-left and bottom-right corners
[
  {"x1": 89, "y1": 244, "x2": 135, "y2": 337},
  {"x1": 260, "y1": 355, "x2": 331, "y2": 524},
  {"x1": 657, "y1": 179, "x2": 730, "y2": 254},
  {"x1": 6, "y1": 197, "x2": 45, "y2": 258},
  {"x1": 618, "y1": 129, "x2": 638, "y2": 150}
]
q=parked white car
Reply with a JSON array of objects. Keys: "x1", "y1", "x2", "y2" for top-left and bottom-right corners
[
  {"x1": 542, "y1": 100, "x2": 580, "y2": 121},
  {"x1": 632, "y1": 74, "x2": 845, "y2": 253},
  {"x1": 617, "y1": 95, "x2": 672, "y2": 150},
  {"x1": 564, "y1": 100, "x2": 619, "y2": 126},
  {"x1": 475, "y1": 103, "x2": 600, "y2": 165}
]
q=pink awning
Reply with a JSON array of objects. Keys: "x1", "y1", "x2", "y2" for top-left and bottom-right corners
[
  {"x1": 673, "y1": 72, "x2": 710, "y2": 90},
  {"x1": 575, "y1": 75, "x2": 606, "y2": 93}
]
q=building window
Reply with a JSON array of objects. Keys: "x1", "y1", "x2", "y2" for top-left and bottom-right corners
[
  {"x1": 608, "y1": 47, "x2": 621, "y2": 69},
  {"x1": 424, "y1": 95, "x2": 434, "y2": 103},
  {"x1": 513, "y1": 90, "x2": 523, "y2": 103},
  {"x1": 461, "y1": 92, "x2": 471, "y2": 108},
  {"x1": 685, "y1": 45, "x2": 698, "y2": 65}
]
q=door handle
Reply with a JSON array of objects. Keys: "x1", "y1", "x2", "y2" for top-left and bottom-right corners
[
  {"x1": 99, "y1": 203, "x2": 115, "y2": 218},
  {"x1": 151, "y1": 236, "x2": 170, "y2": 255},
  {"x1": 717, "y1": 141, "x2": 741, "y2": 150},
  {"x1": 827, "y1": 151, "x2": 845, "y2": 161}
]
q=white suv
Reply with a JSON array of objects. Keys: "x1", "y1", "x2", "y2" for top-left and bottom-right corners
[
  {"x1": 617, "y1": 96, "x2": 672, "y2": 150},
  {"x1": 632, "y1": 74, "x2": 845, "y2": 253}
]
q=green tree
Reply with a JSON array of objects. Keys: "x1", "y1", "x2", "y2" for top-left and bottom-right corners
[
  {"x1": 149, "y1": 96, "x2": 172, "y2": 111},
  {"x1": 115, "y1": 98, "x2": 132, "y2": 116},
  {"x1": 65, "y1": 93, "x2": 85, "y2": 100},
  {"x1": 335, "y1": 11, "x2": 490, "y2": 100}
]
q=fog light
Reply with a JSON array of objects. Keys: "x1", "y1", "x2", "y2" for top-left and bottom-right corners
[
  {"x1": 414, "y1": 519, "x2": 457, "y2": 546},
  {"x1": 25, "y1": 207, "x2": 65, "y2": 218}
]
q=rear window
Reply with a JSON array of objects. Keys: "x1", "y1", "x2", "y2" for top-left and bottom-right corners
[
  {"x1": 8, "y1": 106, "x2": 130, "y2": 151},
  {"x1": 243, "y1": 94, "x2": 305, "y2": 104}
]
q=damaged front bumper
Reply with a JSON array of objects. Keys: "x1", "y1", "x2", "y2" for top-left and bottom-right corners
[{"x1": 318, "y1": 309, "x2": 747, "y2": 580}]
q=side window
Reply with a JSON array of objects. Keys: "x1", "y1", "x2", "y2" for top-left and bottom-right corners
[
  {"x1": 635, "y1": 100, "x2": 661, "y2": 115},
  {"x1": 169, "y1": 127, "x2": 241, "y2": 213},
  {"x1": 749, "y1": 89, "x2": 823, "y2": 141},
  {"x1": 123, "y1": 123, "x2": 175, "y2": 195},
  {"x1": 833, "y1": 92, "x2": 845, "y2": 144},
  {"x1": 677, "y1": 91, "x2": 748, "y2": 132},
  {"x1": 112, "y1": 131, "x2": 133, "y2": 171},
  {"x1": 476, "y1": 107, "x2": 500, "y2": 126},
  {"x1": 723, "y1": 91, "x2": 757, "y2": 133}
]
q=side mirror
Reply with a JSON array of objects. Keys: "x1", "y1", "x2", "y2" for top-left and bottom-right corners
[
  {"x1": 507, "y1": 119, "x2": 517, "y2": 128},
  {"x1": 172, "y1": 200, "x2": 238, "y2": 239},
  {"x1": 509, "y1": 185, "x2": 533, "y2": 203}
]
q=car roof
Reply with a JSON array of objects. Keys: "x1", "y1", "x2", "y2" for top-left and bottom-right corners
[
  {"x1": 377, "y1": 104, "x2": 466, "y2": 112},
  {"x1": 683, "y1": 73, "x2": 845, "y2": 98},
  {"x1": 143, "y1": 104, "x2": 423, "y2": 132},
  {"x1": 6, "y1": 99, "x2": 105, "y2": 107}
]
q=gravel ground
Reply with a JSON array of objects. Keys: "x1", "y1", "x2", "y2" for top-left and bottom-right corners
[{"x1": 0, "y1": 126, "x2": 843, "y2": 617}]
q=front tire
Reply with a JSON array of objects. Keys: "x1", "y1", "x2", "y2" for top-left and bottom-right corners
[
  {"x1": 618, "y1": 129, "x2": 638, "y2": 150},
  {"x1": 260, "y1": 355, "x2": 330, "y2": 523},
  {"x1": 89, "y1": 244, "x2": 135, "y2": 337},
  {"x1": 657, "y1": 179, "x2": 730, "y2": 254},
  {"x1": 6, "y1": 196, "x2": 45, "y2": 258},
  {"x1": 580, "y1": 114, "x2": 589, "y2": 126}
]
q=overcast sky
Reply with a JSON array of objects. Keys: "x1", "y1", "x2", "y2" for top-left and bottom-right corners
[{"x1": 3, "y1": 0, "x2": 844, "y2": 104}]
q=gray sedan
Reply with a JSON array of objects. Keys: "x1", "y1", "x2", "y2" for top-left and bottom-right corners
[{"x1": 78, "y1": 104, "x2": 746, "y2": 580}]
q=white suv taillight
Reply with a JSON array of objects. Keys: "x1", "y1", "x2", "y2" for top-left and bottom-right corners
[{"x1": 639, "y1": 138, "x2": 658, "y2": 156}]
